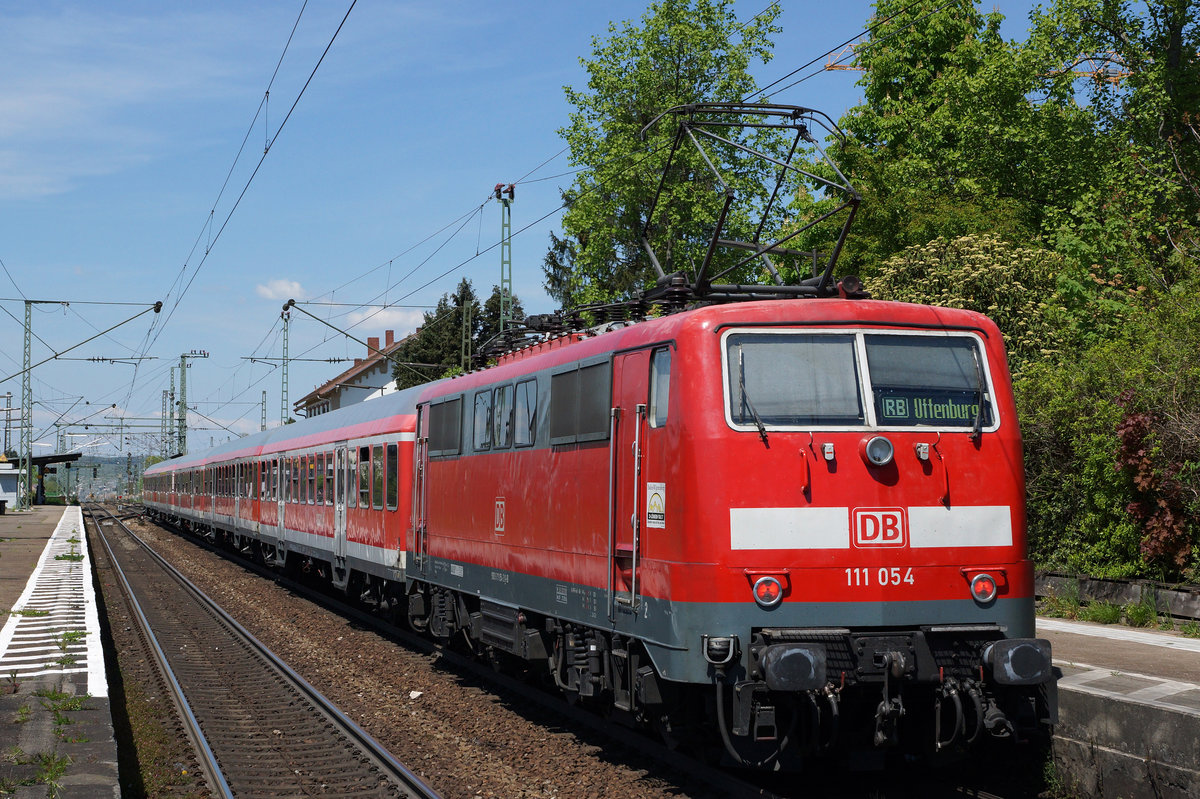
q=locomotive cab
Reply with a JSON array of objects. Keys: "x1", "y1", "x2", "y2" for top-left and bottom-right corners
[{"x1": 666, "y1": 300, "x2": 1056, "y2": 765}]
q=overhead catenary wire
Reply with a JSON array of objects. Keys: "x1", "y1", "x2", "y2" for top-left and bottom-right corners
[{"x1": 119, "y1": 1, "x2": 357, "y2": 428}]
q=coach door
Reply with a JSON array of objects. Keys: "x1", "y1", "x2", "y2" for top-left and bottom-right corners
[
  {"x1": 610, "y1": 349, "x2": 651, "y2": 617},
  {"x1": 276, "y1": 455, "x2": 286, "y2": 539},
  {"x1": 411, "y1": 405, "x2": 431, "y2": 575},
  {"x1": 334, "y1": 445, "x2": 348, "y2": 562}
]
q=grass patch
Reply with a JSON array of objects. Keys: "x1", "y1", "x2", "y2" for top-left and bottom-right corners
[
  {"x1": 1124, "y1": 595, "x2": 1157, "y2": 628},
  {"x1": 1181, "y1": 620, "x2": 1200, "y2": 638},
  {"x1": 1081, "y1": 601, "x2": 1122, "y2": 624},
  {"x1": 53, "y1": 553, "x2": 83, "y2": 562},
  {"x1": 1040, "y1": 580, "x2": 1082, "y2": 619}
]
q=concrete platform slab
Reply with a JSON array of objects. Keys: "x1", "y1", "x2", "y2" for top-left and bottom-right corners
[{"x1": 0, "y1": 507, "x2": 117, "y2": 798}]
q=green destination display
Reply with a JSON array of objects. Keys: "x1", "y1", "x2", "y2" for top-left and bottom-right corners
[{"x1": 875, "y1": 391, "x2": 990, "y2": 426}]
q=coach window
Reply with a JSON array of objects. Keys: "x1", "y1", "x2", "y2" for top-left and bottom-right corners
[
  {"x1": 372, "y1": 444, "x2": 385, "y2": 510},
  {"x1": 386, "y1": 443, "x2": 398, "y2": 510},
  {"x1": 346, "y1": 448, "x2": 357, "y2": 509},
  {"x1": 315, "y1": 453, "x2": 325, "y2": 505},
  {"x1": 308, "y1": 456, "x2": 316, "y2": 504},
  {"x1": 514, "y1": 379, "x2": 537, "y2": 447},
  {"x1": 493, "y1": 384, "x2": 513, "y2": 449},
  {"x1": 649, "y1": 347, "x2": 671, "y2": 428},
  {"x1": 358, "y1": 445, "x2": 371, "y2": 507},
  {"x1": 473, "y1": 391, "x2": 492, "y2": 451},
  {"x1": 324, "y1": 448, "x2": 333, "y2": 503},
  {"x1": 283, "y1": 458, "x2": 291, "y2": 503},
  {"x1": 297, "y1": 456, "x2": 305, "y2": 504}
]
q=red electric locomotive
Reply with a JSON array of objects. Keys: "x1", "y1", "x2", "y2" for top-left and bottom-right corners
[{"x1": 404, "y1": 295, "x2": 1055, "y2": 767}]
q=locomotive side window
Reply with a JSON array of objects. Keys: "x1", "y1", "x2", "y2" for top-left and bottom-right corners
[
  {"x1": 386, "y1": 443, "x2": 398, "y2": 510},
  {"x1": 864, "y1": 335, "x2": 993, "y2": 427},
  {"x1": 550, "y1": 360, "x2": 612, "y2": 445},
  {"x1": 493, "y1": 385, "x2": 513, "y2": 448},
  {"x1": 473, "y1": 391, "x2": 492, "y2": 451},
  {"x1": 726, "y1": 333, "x2": 864, "y2": 426},
  {"x1": 358, "y1": 446, "x2": 370, "y2": 507},
  {"x1": 372, "y1": 444, "x2": 384, "y2": 510},
  {"x1": 428, "y1": 397, "x2": 462, "y2": 456},
  {"x1": 514, "y1": 379, "x2": 537, "y2": 447},
  {"x1": 649, "y1": 347, "x2": 671, "y2": 428}
]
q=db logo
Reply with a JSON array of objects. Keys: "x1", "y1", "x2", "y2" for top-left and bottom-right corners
[
  {"x1": 853, "y1": 508, "x2": 906, "y2": 547},
  {"x1": 494, "y1": 498, "x2": 506, "y2": 533}
]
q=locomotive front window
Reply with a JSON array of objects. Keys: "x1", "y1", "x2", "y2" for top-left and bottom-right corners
[
  {"x1": 864, "y1": 335, "x2": 993, "y2": 428},
  {"x1": 726, "y1": 333, "x2": 864, "y2": 427}
]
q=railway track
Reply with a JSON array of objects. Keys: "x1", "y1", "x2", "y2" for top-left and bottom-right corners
[{"x1": 85, "y1": 504, "x2": 440, "y2": 799}]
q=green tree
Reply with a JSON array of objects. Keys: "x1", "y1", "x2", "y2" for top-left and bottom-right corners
[
  {"x1": 871, "y1": 235, "x2": 1067, "y2": 377},
  {"x1": 478, "y1": 284, "x2": 526, "y2": 353},
  {"x1": 546, "y1": 0, "x2": 782, "y2": 307},
  {"x1": 391, "y1": 279, "x2": 526, "y2": 388}
]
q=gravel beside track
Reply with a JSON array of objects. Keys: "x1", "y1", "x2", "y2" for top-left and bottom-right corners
[{"x1": 117, "y1": 513, "x2": 747, "y2": 799}]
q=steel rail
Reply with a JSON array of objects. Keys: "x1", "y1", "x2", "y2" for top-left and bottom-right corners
[
  {"x1": 86, "y1": 505, "x2": 233, "y2": 798},
  {"x1": 89, "y1": 503, "x2": 442, "y2": 799}
]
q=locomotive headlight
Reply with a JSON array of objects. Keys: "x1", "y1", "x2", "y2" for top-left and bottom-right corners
[
  {"x1": 861, "y1": 435, "x2": 895, "y2": 467},
  {"x1": 752, "y1": 576, "x2": 784, "y2": 608},
  {"x1": 970, "y1": 572, "x2": 998, "y2": 603}
]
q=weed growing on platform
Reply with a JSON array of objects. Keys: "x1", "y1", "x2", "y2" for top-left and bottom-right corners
[
  {"x1": 10, "y1": 608, "x2": 50, "y2": 617},
  {"x1": 1181, "y1": 620, "x2": 1200, "y2": 638},
  {"x1": 1123, "y1": 592, "x2": 1157, "y2": 627},
  {"x1": 4, "y1": 671, "x2": 18, "y2": 695},
  {"x1": 32, "y1": 750, "x2": 69, "y2": 798},
  {"x1": 14, "y1": 705, "x2": 31, "y2": 723},
  {"x1": 54, "y1": 631, "x2": 85, "y2": 650},
  {"x1": 1040, "y1": 580, "x2": 1082, "y2": 619},
  {"x1": 1081, "y1": 601, "x2": 1122, "y2": 624}
]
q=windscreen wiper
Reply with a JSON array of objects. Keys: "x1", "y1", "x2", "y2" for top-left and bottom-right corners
[
  {"x1": 738, "y1": 348, "x2": 769, "y2": 448},
  {"x1": 970, "y1": 348, "x2": 986, "y2": 443}
]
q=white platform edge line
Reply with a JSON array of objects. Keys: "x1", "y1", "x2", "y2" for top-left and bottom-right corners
[{"x1": 79, "y1": 507, "x2": 108, "y2": 697}]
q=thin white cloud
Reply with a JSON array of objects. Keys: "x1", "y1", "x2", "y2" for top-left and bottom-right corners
[
  {"x1": 256, "y1": 279, "x2": 307, "y2": 301},
  {"x1": 0, "y1": 6, "x2": 270, "y2": 200}
]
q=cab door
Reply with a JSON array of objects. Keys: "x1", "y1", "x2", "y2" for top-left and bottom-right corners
[{"x1": 610, "y1": 349, "x2": 650, "y2": 615}]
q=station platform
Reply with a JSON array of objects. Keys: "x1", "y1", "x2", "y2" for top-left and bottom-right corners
[
  {"x1": 0, "y1": 505, "x2": 118, "y2": 797},
  {"x1": 1039, "y1": 616, "x2": 1200, "y2": 799}
]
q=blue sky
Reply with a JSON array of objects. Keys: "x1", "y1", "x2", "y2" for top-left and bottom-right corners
[{"x1": 0, "y1": 0, "x2": 1039, "y2": 456}]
